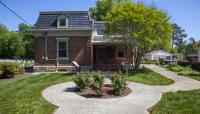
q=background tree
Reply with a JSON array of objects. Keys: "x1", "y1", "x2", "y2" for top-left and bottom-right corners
[
  {"x1": 18, "y1": 23, "x2": 34, "y2": 58},
  {"x1": 104, "y1": 1, "x2": 173, "y2": 70},
  {"x1": 172, "y1": 23, "x2": 187, "y2": 49},
  {"x1": 89, "y1": 0, "x2": 129, "y2": 21},
  {"x1": 0, "y1": 24, "x2": 25, "y2": 58},
  {"x1": 185, "y1": 37, "x2": 197, "y2": 55}
]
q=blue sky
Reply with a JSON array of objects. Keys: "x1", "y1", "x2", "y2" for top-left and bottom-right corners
[{"x1": 0, "y1": 0, "x2": 199, "y2": 40}]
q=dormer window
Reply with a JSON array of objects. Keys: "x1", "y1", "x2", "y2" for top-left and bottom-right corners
[{"x1": 57, "y1": 16, "x2": 68, "y2": 28}]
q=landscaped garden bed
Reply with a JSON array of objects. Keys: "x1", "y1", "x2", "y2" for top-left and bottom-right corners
[
  {"x1": 160, "y1": 63, "x2": 200, "y2": 81},
  {"x1": 75, "y1": 84, "x2": 131, "y2": 98},
  {"x1": 73, "y1": 72, "x2": 131, "y2": 98}
]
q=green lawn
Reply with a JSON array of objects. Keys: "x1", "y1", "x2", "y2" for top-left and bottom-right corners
[
  {"x1": 0, "y1": 73, "x2": 74, "y2": 114},
  {"x1": 152, "y1": 89, "x2": 200, "y2": 114},
  {"x1": 126, "y1": 68, "x2": 174, "y2": 85}
]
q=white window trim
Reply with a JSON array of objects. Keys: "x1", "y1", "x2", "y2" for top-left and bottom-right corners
[
  {"x1": 116, "y1": 47, "x2": 125, "y2": 59},
  {"x1": 57, "y1": 16, "x2": 68, "y2": 28},
  {"x1": 56, "y1": 38, "x2": 69, "y2": 60}
]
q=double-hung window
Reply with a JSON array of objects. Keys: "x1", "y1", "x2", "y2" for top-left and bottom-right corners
[{"x1": 57, "y1": 38, "x2": 68, "y2": 59}]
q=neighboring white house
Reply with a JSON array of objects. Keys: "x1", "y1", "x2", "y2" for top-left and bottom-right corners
[{"x1": 144, "y1": 50, "x2": 173, "y2": 61}]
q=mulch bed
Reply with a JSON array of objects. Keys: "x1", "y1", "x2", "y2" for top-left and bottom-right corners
[{"x1": 75, "y1": 84, "x2": 132, "y2": 99}]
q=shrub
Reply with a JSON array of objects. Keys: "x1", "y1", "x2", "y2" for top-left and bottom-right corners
[
  {"x1": 90, "y1": 72, "x2": 104, "y2": 95},
  {"x1": 178, "y1": 62, "x2": 200, "y2": 72},
  {"x1": 0, "y1": 62, "x2": 24, "y2": 78},
  {"x1": 111, "y1": 73, "x2": 127, "y2": 96},
  {"x1": 73, "y1": 73, "x2": 92, "y2": 91},
  {"x1": 168, "y1": 66, "x2": 184, "y2": 72}
]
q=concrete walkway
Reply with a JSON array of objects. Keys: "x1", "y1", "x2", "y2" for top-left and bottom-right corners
[{"x1": 42, "y1": 64, "x2": 200, "y2": 114}]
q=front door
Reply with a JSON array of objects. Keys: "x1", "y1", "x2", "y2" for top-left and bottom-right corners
[{"x1": 96, "y1": 47, "x2": 107, "y2": 64}]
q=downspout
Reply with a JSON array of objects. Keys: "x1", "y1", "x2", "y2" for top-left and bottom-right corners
[{"x1": 44, "y1": 32, "x2": 48, "y2": 60}]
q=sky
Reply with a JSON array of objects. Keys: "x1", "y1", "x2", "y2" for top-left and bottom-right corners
[{"x1": 0, "y1": 0, "x2": 199, "y2": 40}]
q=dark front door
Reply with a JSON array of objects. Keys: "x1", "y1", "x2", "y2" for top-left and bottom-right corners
[
  {"x1": 95, "y1": 46, "x2": 115, "y2": 64},
  {"x1": 96, "y1": 47, "x2": 107, "y2": 64}
]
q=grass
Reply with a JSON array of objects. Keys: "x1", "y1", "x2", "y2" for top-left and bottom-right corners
[
  {"x1": 152, "y1": 89, "x2": 200, "y2": 114},
  {"x1": 161, "y1": 64, "x2": 200, "y2": 81},
  {"x1": 0, "y1": 73, "x2": 74, "y2": 114},
  {"x1": 126, "y1": 68, "x2": 174, "y2": 85}
]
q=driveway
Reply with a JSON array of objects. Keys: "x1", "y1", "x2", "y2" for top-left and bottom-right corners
[{"x1": 42, "y1": 64, "x2": 200, "y2": 114}]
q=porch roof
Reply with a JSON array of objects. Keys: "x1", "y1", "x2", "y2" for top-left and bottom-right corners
[{"x1": 92, "y1": 36, "x2": 122, "y2": 45}]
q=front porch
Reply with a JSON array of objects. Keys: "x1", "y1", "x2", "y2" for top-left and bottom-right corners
[{"x1": 92, "y1": 45, "x2": 132, "y2": 70}]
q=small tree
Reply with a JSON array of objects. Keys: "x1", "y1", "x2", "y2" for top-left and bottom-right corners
[{"x1": 104, "y1": 1, "x2": 173, "y2": 70}]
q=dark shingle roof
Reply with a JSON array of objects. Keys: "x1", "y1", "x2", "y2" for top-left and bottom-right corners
[{"x1": 34, "y1": 11, "x2": 92, "y2": 29}]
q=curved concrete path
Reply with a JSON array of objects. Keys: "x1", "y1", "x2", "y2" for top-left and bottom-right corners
[{"x1": 42, "y1": 64, "x2": 200, "y2": 114}]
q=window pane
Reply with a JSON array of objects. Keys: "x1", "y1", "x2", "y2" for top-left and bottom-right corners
[
  {"x1": 59, "y1": 41, "x2": 66, "y2": 49},
  {"x1": 117, "y1": 51, "x2": 124, "y2": 58},
  {"x1": 59, "y1": 18, "x2": 66, "y2": 26},
  {"x1": 59, "y1": 50, "x2": 66, "y2": 57}
]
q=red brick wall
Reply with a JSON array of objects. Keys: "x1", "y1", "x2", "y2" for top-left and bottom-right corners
[
  {"x1": 93, "y1": 45, "x2": 132, "y2": 65},
  {"x1": 34, "y1": 36, "x2": 92, "y2": 66}
]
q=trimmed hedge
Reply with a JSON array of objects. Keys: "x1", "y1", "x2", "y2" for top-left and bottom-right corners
[
  {"x1": 178, "y1": 62, "x2": 200, "y2": 72},
  {"x1": 0, "y1": 62, "x2": 24, "y2": 78}
]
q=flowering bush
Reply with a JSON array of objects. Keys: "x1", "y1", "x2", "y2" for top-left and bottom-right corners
[
  {"x1": 111, "y1": 73, "x2": 127, "y2": 96},
  {"x1": 0, "y1": 62, "x2": 24, "y2": 78},
  {"x1": 73, "y1": 73, "x2": 92, "y2": 91},
  {"x1": 90, "y1": 71, "x2": 104, "y2": 95}
]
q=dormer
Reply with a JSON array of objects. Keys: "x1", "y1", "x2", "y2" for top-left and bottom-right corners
[{"x1": 57, "y1": 15, "x2": 68, "y2": 28}]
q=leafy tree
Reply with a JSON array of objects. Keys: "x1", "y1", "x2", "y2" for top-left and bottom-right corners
[
  {"x1": 89, "y1": 0, "x2": 130, "y2": 21},
  {"x1": 172, "y1": 23, "x2": 187, "y2": 49},
  {"x1": 185, "y1": 37, "x2": 197, "y2": 55},
  {"x1": 18, "y1": 23, "x2": 34, "y2": 58},
  {"x1": 104, "y1": 1, "x2": 173, "y2": 70},
  {"x1": 0, "y1": 27, "x2": 25, "y2": 58}
]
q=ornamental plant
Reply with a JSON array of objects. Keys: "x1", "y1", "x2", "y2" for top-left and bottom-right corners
[
  {"x1": 73, "y1": 73, "x2": 92, "y2": 91},
  {"x1": 111, "y1": 73, "x2": 127, "y2": 96},
  {"x1": 90, "y1": 71, "x2": 104, "y2": 96},
  {"x1": 0, "y1": 62, "x2": 24, "y2": 78}
]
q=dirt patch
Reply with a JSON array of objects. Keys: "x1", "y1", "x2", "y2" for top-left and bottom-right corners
[
  {"x1": 75, "y1": 84, "x2": 132, "y2": 99},
  {"x1": 0, "y1": 74, "x2": 30, "y2": 83}
]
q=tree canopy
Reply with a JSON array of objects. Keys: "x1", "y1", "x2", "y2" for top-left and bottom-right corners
[
  {"x1": 0, "y1": 23, "x2": 33, "y2": 58},
  {"x1": 89, "y1": 0, "x2": 127, "y2": 21},
  {"x1": 104, "y1": 1, "x2": 173, "y2": 69}
]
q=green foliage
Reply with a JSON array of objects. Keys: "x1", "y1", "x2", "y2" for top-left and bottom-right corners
[
  {"x1": 172, "y1": 23, "x2": 187, "y2": 49},
  {"x1": 73, "y1": 73, "x2": 92, "y2": 91},
  {"x1": 90, "y1": 72, "x2": 105, "y2": 95},
  {"x1": 168, "y1": 65, "x2": 184, "y2": 72},
  {"x1": 0, "y1": 23, "x2": 33, "y2": 58},
  {"x1": 104, "y1": 1, "x2": 173, "y2": 70},
  {"x1": 0, "y1": 62, "x2": 23, "y2": 78},
  {"x1": 111, "y1": 73, "x2": 127, "y2": 95},
  {"x1": 18, "y1": 23, "x2": 34, "y2": 58},
  {"x1": 141, "y1": 60, "x2": 159, "y2": 65},
  {"x1": 73, "y1": 72, "x2": 105, "y2": 95},
  {"x1": 161, "y1": 64, "x2": 200, "y2": 78},
  {"x1": 89, "y1": 0, "x2": 124, "y2": 21}
]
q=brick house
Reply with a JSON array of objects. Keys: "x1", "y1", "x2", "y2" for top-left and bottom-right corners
[{"x1": 32, "y1": 11, "x2": 132, "y2": 72}]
